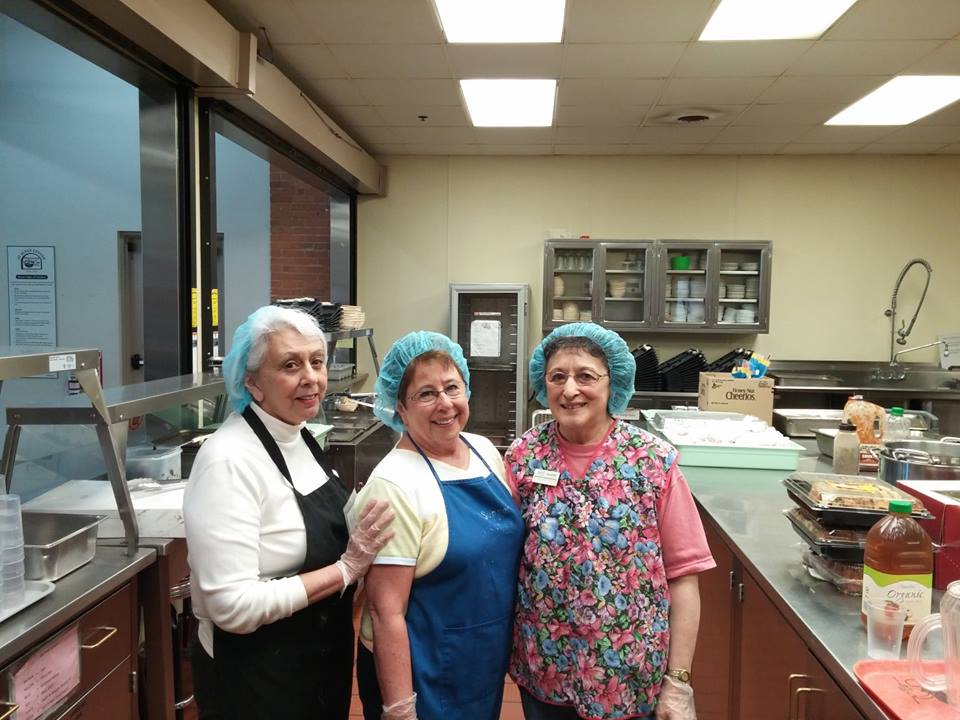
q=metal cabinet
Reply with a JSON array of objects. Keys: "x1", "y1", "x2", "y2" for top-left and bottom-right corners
[{"x1": 543, "y1": 239, "x2": 772, "y2": 334}]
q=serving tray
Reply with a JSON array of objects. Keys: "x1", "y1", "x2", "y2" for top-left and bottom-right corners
[
  {"x1": 0, "y1": 580, "x2": 55, "y2": 624},
  {"x1": 854, "y1": 659, "x2": 960, "y2": 720}
]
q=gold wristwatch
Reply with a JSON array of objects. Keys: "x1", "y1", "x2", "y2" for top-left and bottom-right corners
[{"x1": 667, "y1": 668, "x2": 691, "y2": 684}]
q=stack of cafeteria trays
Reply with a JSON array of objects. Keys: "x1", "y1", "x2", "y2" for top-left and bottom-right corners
[
  {"x1": 703, "y1": 347, "x2": 752, "y2": 373},
  {"x1": 657, "y1": 348, "x2": 706, "y2": 392},
  {"x1": 274, "y1": 298, "x2": 342, "y2": 331},
  {"x1": 783, "y1": 472, "x2": 932, "y2": 595},
  {"x1": 632, "y1": 344, "x2": 661, "y2": 391}
]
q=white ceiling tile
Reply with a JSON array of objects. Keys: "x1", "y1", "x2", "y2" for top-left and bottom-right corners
[
  {"x1": 627, "y1": 144, "x2": 705, "y2": 154},
  {"x1": 553, "y1": 144, "x2": 632, "y2": 155},
  {"x1": 207, "y1": 0, "x2": 322, "y2": 43},
  {"x1": 904, "y1": 40, "x2": 960, "y2": 73},
  {"x1": 353, "y1": 78, "x2": 462, "y2": 105},
  {"x1": 759, "y1": 75, "x2": 885, "y2": 103},
  {"x1": 477, "y1": 145, "x2": 555, "y2": 155},
  {"x1": 674, "y1": 41, "x2": 813, "y2": 78},
  {"x1": 633, "y1": 125, "x2": 723, "y2": 143},
  {"x1": 563, "y1": 43, "x2": 685, "y2": 78},
  {"x1": 785, "y1": 40, "x2": 941, "y2": 76},
  {"x1": 779, "y1": 143, "x2": 867, "y2": 154},
  {"x1": 701, "y1": 143, "x2": 786, "y2": 154},
  {"x1": 661, "y1": 77, "x2": 776, "y2": 105},
  {"x1": 447, "y1": 45, "x2": 563, "y2": 78},
  {"x1": 880, "y1": 124, "x2": 960, "y2": 143},
  {"x1": 556, "y1": 105, "x2": 649, "y2": 127},
  {"x1": 352, "y1": 126, "x2": 403, "y2": 144},
  {"x1": 858, "y1": 142, "x2": 948, "y2": 153},
  {"x1": 375, "y1": 106, "x2": 470, "y2": 126},
  {"x1": 472, "y1": 128, "x2": 557, "y2": 144},
  {"x1": 367, "y1": 144, "x2": 411, "y2": 156},
  {"x1": 559, "y1": 78, "x2": 665, "y2": 105},
  {"x1": 555, "y1": 126, "x2": 637, "y2": 143},
  {"x1": 713, "y1": 125, "x2": 809, "y2": 143},
  {"x1": 565, "y1": 0, "x2": 715, "y2": 42},
  {"x1": 290, "y1": 0, "x2": 444, "y2": 44},
  {"x1": 734, "y1": 103, "x2": 845, "y2": 126},
  {"x1": 398, "y1": 144, "x2": 481, "y2": 155},
  {"x1": 936, "y1": 143, "x2": 960, "y2": 153},
  {"x1": 390, "y1": 126, "x2": 480, "y2": 144},
  {"x1": 916, "y1": 99, "x2": 960, "y2": 125},
  {"x1": 301, "y1": 78, "x2": 369, "y2": 106},
  {"x1": 796, "y1": 125, "x2": 898, "y2": 143},
  {"x1": 826, "y1": 0, "x2": 960, "y2": 40},
  {"x1": 329, "y1": 105, "x2": 386, "y2": 127},
  {"x1": 646, "y1": 105, "x2": 747, "y2": 125},
  {"x1": 274, "y1": 44, "x2": 347, "y2": 79},
  {"x1": 326, "y1": 44, "x2": 450, "y2": 79}
]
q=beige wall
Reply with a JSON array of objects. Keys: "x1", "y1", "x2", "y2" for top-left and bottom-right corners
[{"x1": 357, "y1": 154, "x2": 960, "y2": 382}]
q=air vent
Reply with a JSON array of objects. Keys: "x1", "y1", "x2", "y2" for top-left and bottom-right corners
[{"x1": 650, "y1": 108, "x2": 724, "y2": 125}]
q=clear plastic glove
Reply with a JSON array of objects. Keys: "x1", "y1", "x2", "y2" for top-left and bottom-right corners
[
  {"x1": 336, "y1": 499, "x2": 394, "y2": 587},
  {"x1": 656, "y1": 676, "x2": 696, "y2": 720},
  {"x1": 382, "y1": 692, "x2": 417, "y2": 720}
]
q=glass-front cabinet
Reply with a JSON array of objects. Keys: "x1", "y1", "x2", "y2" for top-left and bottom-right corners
[{"x1": 543, "y1": 239, "x2": 771, "y2": 333}]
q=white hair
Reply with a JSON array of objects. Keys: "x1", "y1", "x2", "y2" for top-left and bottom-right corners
[{"x1": 245, "y1": 306, "x2": 327, "y2": 373}]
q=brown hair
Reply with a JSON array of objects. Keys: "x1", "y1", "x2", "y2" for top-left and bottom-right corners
[
  {"x1": 542, "y1": 336, "x2": 609, "y2": 372},
  {"x1": 397, "y1": 351, "x2": 464, "y2": 407}
]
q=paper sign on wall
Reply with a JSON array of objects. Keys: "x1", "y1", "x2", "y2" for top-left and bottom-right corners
[
  {"x1": 8, "y1": 246, "x2": 57, "y2": 347},
  {"x1": 12, "y1": 626, "x2": 81, "y2": 720},
  {"x1": 470, "y1": 320, "x2": 501, "y2": 357}
]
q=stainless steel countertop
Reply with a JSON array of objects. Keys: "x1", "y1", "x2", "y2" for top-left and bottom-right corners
[
  {"x1": 0, "y1": 543, "x2": 155, "y2": 667},
  {"x1": 686, "y1": 442, "x2": 890, "y2": 718}
]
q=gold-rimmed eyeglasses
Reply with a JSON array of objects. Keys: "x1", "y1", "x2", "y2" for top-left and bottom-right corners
[
  {"x1": 546, "y1": 371, "x2": 609, "y2": 387},
  {"x1": 407, "y1": 382, "x2": 465, "y2": 406}
]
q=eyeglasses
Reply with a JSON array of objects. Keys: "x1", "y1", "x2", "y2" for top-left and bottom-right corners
[
  {"x1": 546, "y1": 371, "x2": 609, "y2": 387},
  {"x1": 407, "y1": 382, "x2": 465, "y2": 406}
]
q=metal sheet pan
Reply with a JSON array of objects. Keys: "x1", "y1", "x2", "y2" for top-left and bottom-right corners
[{"x1": 22, "y1": 512, "x2": 103, "y2": 582}]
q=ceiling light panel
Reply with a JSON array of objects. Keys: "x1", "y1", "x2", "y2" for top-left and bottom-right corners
[
  {"x1": 699, "y1": 0, "x2": 858, "y2": 41},
  {"x1": 433, "y1": 0, "x2": 565, "y2": 43},
  {"x1": 826, "y1": 75, "x2": 960, "y2": 125},
  {"x1": 460, "y1": 79, "x2": 557, "y2": 127}
]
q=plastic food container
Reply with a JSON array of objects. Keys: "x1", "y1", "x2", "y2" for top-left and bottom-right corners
[
  {"x1": 126, "y1": 445, "x2": 182, "y2": 480},
  {"x1": 784, "y1": 472, "x2": 931, "y2": 528},
  {"x1": 801, "y1": 549, "x2": 863, "y2": 596},
  {"x1": 784, "y1": 507, "x2": 867, "y2": 562},
  {"x1": 670, "y1": 255, "x2": 691, "y2": 271},
  {"x1": 327, "y1": 363, "x2": 355, "y2": 381}
]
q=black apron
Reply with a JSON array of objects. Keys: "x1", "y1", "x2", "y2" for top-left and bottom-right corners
[{"x1": 210, "y1": 406, "x2": 355, "y2": 720}]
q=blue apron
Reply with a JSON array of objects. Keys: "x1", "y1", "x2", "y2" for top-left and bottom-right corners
[{"x1": 406, "y1": 435, "x2": 524, "y2": 720}]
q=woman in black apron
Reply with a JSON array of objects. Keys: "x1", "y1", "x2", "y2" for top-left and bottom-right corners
[{"x1": 184, "y1": 305, "x2": 394, "y2": 720}]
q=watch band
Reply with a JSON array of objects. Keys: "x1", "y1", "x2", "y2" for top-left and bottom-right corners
[{"x1": 667, "y1": 668, "x2": 692, "y2": 684}]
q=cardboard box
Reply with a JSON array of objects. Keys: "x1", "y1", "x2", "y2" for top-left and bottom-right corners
[
  {"x1": 897, "y1": 480, "x2": 960, "y2": 590},
  {"x1": 697, "y1": 372, "x2": 774, "y2": 424}
]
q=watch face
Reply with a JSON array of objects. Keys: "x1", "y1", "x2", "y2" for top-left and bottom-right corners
[{"x1": 670, "y1": 669, "x2": 691, "y2": 683}]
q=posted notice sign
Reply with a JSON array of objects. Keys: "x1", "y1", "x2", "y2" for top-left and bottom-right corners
[{"x1": 8, "y1": 246, "x2": 57, "y2": 346}]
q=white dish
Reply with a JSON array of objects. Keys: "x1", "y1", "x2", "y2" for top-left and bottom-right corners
[{"x1": 0, "y1": 580, "x2": 54, "y2": 624}]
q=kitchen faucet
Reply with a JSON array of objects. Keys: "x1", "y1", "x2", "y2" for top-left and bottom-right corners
[
  {"x1": 880, "y1": 340, "x2": 950, "y2": 381},
  {"x1": 872, "y1": 258, "x2": 933, "y2": 381}
]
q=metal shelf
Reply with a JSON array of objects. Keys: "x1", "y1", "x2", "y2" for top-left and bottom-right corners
[
  {"x1": 0, "y1": 347, "x2": 101, "y2": 381},
  {"x1": 327, "y1": 372, "x2": 369, "y2": 395},
  {"x1": 324, "y1": 328, "x2": 380, "y2": 375}
]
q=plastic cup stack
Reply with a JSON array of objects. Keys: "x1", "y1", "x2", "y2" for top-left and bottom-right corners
[{"x1": 0, "y1": 494, "x2": 26, "y2": 612}]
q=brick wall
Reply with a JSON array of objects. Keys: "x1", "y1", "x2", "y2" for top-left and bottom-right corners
[{"x1": 270, "y1": 164, "x2": 330, "y2": 300}]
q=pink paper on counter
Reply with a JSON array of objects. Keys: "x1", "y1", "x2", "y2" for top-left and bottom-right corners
[{"x1": 12, "y1": 627, "x2": 80, "y2": 720}]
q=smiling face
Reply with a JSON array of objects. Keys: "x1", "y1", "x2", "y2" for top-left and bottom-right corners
[
  {"x1": 245, "y1": 326, "x2": 327, "y2": 425},
  {"x1": 545, "y1": 348, "x2": 612, "y2": 444},
  {"x1": 396, "y1": 357, "x2": 469, "y2": 455}
]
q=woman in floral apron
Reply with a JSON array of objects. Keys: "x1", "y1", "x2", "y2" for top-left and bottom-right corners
[{"x1": 506, "y1": 323, "x2": 715, "y2": 720}]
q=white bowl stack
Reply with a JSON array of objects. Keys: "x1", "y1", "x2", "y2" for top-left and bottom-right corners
[
  {"x1": 726, "y1": 284, "x2": 745, "y2": 300},
  {"x1": 720, "y1": 261, "x2": 739, "y2": 272},
  {"x1": 0, "y1": 495, "x2": 25, "y2": 611},
  {"x1": 607, "y1": 278, "x2": 627, "y2": 298},
  {"x1": 688, "y1": 304, "x2": 705, "y2": 322},
  {"x1": 562, "y1": 301, "x2": 580, "y2": 321},
  {"x1": 741, "y1": 261, "x2": 760, "y2": 271},
  {"x1": 675, "y1": 277, "x2": 690, "y2": 298},
  {"x1": 745, "y1": 277, "x2": 759, "y2": 299},
  {"x1": 690, "y1": 277, "x2": 706, "y2": 298},
  {"x1": 735, "y1": 306, "x2": 757, "y2": 323}
]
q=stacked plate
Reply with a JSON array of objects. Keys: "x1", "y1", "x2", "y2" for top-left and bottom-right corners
[
  {"x1": 690, "y1": 277, "x2": 706, "y2": 298},
  {"x1": 607, "y1": 278, "x2": 626, "y2": 298},
  {"x1": 735, "y1": 307, "x2": 757, "y2": 323},
  {"x1": 687, "y1": 303, "x2": 705, "y2": 322},
  {"x1": 742, "y1": 261, "x2": 760, "y2": 271},
  {"x1": 723, "y1": 306, "x2": 739, "y2": 322},
  {"x1": 562, "y1": 301, "x2": 579, "y2": 321},
  {"x1": 745, "y1": 277, "x2": 760, "y2": 299},
  {"x1": 632, "y1": 344, "x2": 661, "y2": 391},
  {"x1": 657, "y1": 349, "x2": 706, "y2": 392},
  {"x1": 720, "y1": 261, "x2": 739, "y2": 271},
  {"x1": 340, "y1": 305, "x2": 366, "y2": 329},
  {"x1": 726, "y1": 284, "x2": 745, "y2": 299},
  {"x1": 674, "y1": 277, "x2": 690, "y2": 298}
]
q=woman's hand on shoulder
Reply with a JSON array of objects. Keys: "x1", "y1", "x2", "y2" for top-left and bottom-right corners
[{"x1": 337, "y1": 499, "x2": 395, "y2": 586}]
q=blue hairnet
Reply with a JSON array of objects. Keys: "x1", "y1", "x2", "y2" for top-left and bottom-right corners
[
  {"x1": 374, "y1": 331, "x2": 471, "y2": 432},
  {"x1": 222, "y1": 305, "x2": 325, "y2": 414},
  {"x1": 530, "y1": 322, "x2": 636, "y2": 416}
]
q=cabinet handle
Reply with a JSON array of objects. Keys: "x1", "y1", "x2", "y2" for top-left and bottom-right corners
[
  {"x1": 729, "y1": 570, "x2": 735, "y2": 590},
  {"x1": 0, "y1": 703, "x2": 19, "y2": 720},
  {"x1": 795, "y1": 687, "x2": 825, "y2": 720},
  {"x1": 737, "y1": 582, "x2": 744, "y2": 603},
  {"x1": 786, "y1": 674, "x2": 812, "y2": 718},
  {"x1": 81, "y1": 625, "x2": 118, "y2": 649}
]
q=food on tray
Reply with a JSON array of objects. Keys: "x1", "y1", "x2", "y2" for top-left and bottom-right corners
[
  {"x1": 785, "y1": 508, "x2": 868, "y2": 545},
  {"x1": 786, "y1": 472, "x2": 927, "y2": 513},
  {"x1": 802, "y1": 549, "x2": 863, "y2": 596},
  {"x1": 661, "y1": 417, "x2": 796, "y2": 448}
]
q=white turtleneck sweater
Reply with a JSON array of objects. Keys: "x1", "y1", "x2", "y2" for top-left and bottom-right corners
[{"x1": 184, "y1": 402, "x2": 330, "y2": 657}]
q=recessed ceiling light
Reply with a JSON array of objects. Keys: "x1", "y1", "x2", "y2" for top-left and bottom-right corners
[
  {"x1": 699, "y1": 0, "x2": 857, "y2": 41},
  {"x1": 433, "y1": 0, "x2": 565, "y2": 43},
  {"x1": 827, "y1": 76, "x2": 960, "y2": 125},
  {"x1": 460, "y1": 79, "x2": 557, "y2": 127}
]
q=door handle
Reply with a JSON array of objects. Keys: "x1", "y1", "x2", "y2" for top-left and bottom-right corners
[
  {"x1": 737, "y1": 582, "x2": 744, "y2": 603},
  {"x1": 786, "y1": 674, "x2": 812, "y2": 718},
  {"x1": 795, "y1": 687, "x2": 825, "y2": 720},
  {"x1": 81, "y1": 625, "x2": 118, "y2": 649},
  {"x1": 0, "y1": 703, "x2": 19, "y2": 720},
  {"x1": 729, "y1": 570, "x2": 735, "y2": 590},
  {"x1": 130, "y1": 353, "x2": 144, "y2": 370}
]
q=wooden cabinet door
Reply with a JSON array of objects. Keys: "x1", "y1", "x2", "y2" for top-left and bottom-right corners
[
  {"x1": 692, "y1": 514, "x2": 736, "y2": 720},
  {"x1": 55, "y1": 658, "x2": 135, "y2": 719},
  {"x1": 737, "y1": 571, "x2": 809, "y2": 720},
  {"x1": 794, "y1": 650, "x2": 867, "y2": 720}
]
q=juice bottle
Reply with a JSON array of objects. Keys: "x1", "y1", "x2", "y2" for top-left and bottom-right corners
[{"x1": 861, "y1": 499, "x2": 934, "y2": 639}]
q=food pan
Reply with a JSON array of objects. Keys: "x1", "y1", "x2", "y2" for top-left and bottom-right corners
[
  {"x1": 22, "y1": 512, "x2": 103, "y2": 581},
  {"x1": 783, "y1": 474, "x2": 931, "y2": 529},
  {"x1": 784, "y1": 508, "x2": 866, "y2": 562}
]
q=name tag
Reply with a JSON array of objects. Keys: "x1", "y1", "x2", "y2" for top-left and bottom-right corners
[{"x1": 532, "y1": 469, "x2": 560, "y2": 487}]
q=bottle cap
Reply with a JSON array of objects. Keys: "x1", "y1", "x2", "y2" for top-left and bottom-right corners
[
  {"x1": 838, "y1": 420, "x2": 857, "y2": 431},
  {"x1": 890, "y1": 406, "x2": 904, "y2": 416},
  {"x1": 889, "y1": 499, "x2": 913, "y2": 513}
]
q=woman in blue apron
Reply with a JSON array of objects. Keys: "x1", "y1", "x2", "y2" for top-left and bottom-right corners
[
  {"x1": 184, "y1": 305, "x2": 394, "y2": 720},
  {"x1": 353, "y1": 332, "x2": 524, "y2": 720}
]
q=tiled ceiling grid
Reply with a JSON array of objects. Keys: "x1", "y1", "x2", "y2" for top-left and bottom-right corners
[{"x1": 206, "y1": 0, "x2": 960, "y2": 156}]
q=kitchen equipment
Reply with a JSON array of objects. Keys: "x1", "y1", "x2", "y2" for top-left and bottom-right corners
[
  {"x1": 553, "y1": 276, "x2": 565, "y2": 296},
  {"x1": 875, "y1": 438, "x2": 960, "y2": 483},
  {"x1": 327, "y1": 362, "x2": 355, "y2": 381},
  {"x1": 785, "y1": 507, "x2": 866, "y2": 562},
  {"x1": 783, "y1": 473, "x2": 932, "y2": 529},
  {"x1": 670, "y1": 255, "x2": 690, "y2": 270},
  {"x1": 908, "y1": 580, "x2": 960, "y2": 708},
  {"x1": 0, "y1": 580, "x2": 54, "y2": 624},
  {"x1": 22, "y1": 511, "x2": 102, "y2": 581},
  {"x1": 855, "y1": 659, "x2": 960, "y2": 720},
  {"x1": 661, "y1": 431, "x2": 803, "y2": 470},
  {"x1": 127, "y1": 444, "x2": 182, "y2": 480},
  {"x1": 646, "y1": 409, "x2": 748, "y2": 430}
]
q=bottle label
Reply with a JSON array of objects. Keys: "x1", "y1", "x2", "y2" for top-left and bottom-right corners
[{"x1": 862, "y1": 566, "x2": 932, "y2": 624}]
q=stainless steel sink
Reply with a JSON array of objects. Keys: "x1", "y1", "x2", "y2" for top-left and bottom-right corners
[{"x1": 771, "y1": 373, "x2": 844, "y2": 387}]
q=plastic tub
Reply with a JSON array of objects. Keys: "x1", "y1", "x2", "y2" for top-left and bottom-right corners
[{"x1": 670, "y1": 255, "x2": 691, "y2": 271}]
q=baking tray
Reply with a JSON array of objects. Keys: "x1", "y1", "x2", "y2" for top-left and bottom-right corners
[
  {"x1": 646, "y1": 410, "x2": 748, "y2": 430},
  {"x1": 774, "y1": 409, "x2": 844, "y2": 438},
  {"x1": 0, "y1": 581, "x2": 55, "y2": 624},
  {"x1": 784, "y1": 507, "x2": 866, "y2": 562},
  {"x1": 22, "y1": 512, "x2": 103, "y2": 581},
  {"x1": 661, "y1": 429, "x2": 803, "y2": 470},
  {"x1": 783, "y1": 476, "x2": 932, "y2": 528}
]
